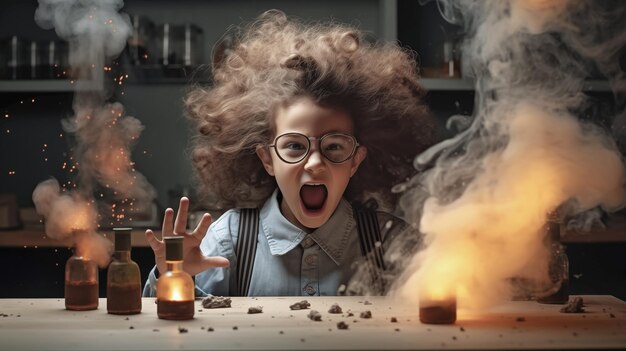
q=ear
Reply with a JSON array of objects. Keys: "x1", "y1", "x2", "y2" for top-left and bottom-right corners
[
  {"x1": 256, "y1": 145, "x2": 275, "y2": 176},
  {"x1": 349, "y1": 146, "x2": 367, "y2": 177}
]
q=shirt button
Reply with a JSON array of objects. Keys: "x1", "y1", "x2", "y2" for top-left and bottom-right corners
[
  {"x1": 304, "y1": 285, "x2": 316, "y2": 295},
  {"x1": 304, "y1": 254, "x2": 318, "y2": 266}
]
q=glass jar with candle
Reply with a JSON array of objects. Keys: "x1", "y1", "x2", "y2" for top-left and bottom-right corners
[
  {"x1": 156, "y1": 236, "x2": 194, "y2": 320},
  {"x1": 65, "y1": 250, "x2": 99, "y2": 311},
  {"x1": 107, "y1": 227, "x2": 142, "y2": 314}
]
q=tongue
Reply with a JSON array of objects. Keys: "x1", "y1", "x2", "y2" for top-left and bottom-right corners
[{"x1": 300, "y1": 185, "x2": 327, "y2": 210}]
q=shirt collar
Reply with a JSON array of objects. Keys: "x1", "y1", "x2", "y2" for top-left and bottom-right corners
[
  {"x1": 259, "y1": 190, "x2": 307, "y2": 255},
  {"x1": 259, "y1": 189, "x2": 355, "y2": 266}
]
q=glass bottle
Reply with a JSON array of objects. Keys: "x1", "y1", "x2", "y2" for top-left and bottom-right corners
[
  {"x1": 537, "y1": 219, "x2": 570, "y2": 304},
  {"x1": 156, "y1": 236, "x2": 194, "y2": 320},
  {"x1": 419, "y1": 291, "x2": 457, "y2": 324},
  {"x1": 107, "y1": 227, "x2": 142, "y2": 314},
  {"x1": 65, "y1": 248, "x2": 99, "y2": 311}
]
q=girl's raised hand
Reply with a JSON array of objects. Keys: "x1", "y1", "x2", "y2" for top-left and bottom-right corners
[{"x1": 145, "y1": 197, "x2": 230, "y2": 277}]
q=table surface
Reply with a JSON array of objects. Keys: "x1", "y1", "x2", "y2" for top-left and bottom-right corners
[{"x1": 0, "y1": 295, "x2": 624, "y2": 350}]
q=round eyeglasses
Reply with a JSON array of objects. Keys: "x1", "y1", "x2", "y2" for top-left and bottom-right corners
[{"x1": 268, "y1": 132, "x2": 360, "y2": 164}]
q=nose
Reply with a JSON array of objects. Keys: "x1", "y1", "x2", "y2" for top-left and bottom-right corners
[{"x1": 303, "y1": 148, "x2": 326, "y2": 174}]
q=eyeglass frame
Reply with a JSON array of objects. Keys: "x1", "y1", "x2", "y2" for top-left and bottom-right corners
[{"x1": 267, "y1": 132, "x2": 360, "y2": 164}]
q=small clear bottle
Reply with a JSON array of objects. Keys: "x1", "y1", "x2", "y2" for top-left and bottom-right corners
[
  {"x1": 537, "y1": 219, "x2": 570, "y2": 304},
  {"x1": 107, "y1": 228, "x2": 142, "y2": 314},
  {"x1": 65, "y1": 247, "x2": 99, "y2": 311},
  {"x1": 156, "y1": 236, "x2": 194, "y2": 320}
]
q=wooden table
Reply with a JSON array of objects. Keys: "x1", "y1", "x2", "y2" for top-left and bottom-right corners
[{"x1": 0, "y1": 296, "x2": 624, "y2": 350}]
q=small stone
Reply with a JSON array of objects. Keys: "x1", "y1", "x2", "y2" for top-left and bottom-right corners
[
  {"x1": 460, "y1": 327, "x2": 465, "y2": 332},
  {"x1": 395, "y1": 328, "x2": 400, "y2": 332},
  {"x1": 364, "y1": 300, "x2": 372, "y2": 305},
  {"x1": 178, "y1": 327, "x2": 188, "y2": 333},
  {"x1": 516, "y1": 317, "x2": 525, "y2": 322},
  {"x1": 337, "y1": 321, "x2": 349, "y2": 330},
  {"x1": 452, "y1": 336, "x2": 457, "y2": 340},
  {"x1": 609, "y1": 313, "x2": 616, "y2": 318},
  {"x1": 279, "y1": 331, "x2": 284, "y2": 334},
  {"x1": 391, "y1": 317, "x2": 398, "y2": 323},
  {"x1": 152, "y1": 329, "x2": 159, "y2": 332},
  {"x1": 289, "y1": 300, "x2": 311, "y2": 310},
  {"x1": 201, "y1": 326, "x2": 205, "y2": 330},
  {"x1": 233, "y1": 326, "x2": 238, "y2": 330},
  {"x1": 208, "y1": 327, "x2": 214, "y2": 332},
  {"x1": 360, "y1": 310, "x2": 372, "y2": 319},
  {"x1": 129, "y1": 326, "x2": 134, "y2": 330},
  {"x1": 247, "y1": 306, "x2": 263, "y2": 314},
  {"x1": 124, "y1": 317, "x2": 129, "y2": 320},
  {"x1": 202, "y1": 295, "x2": 232, "y2": 309},
  {"x1": 328, "y1": 303, "x2": 342, "y2": 314},
  {"x1": 347, "y1": 312, "x2": 354, "y2": 317},
  {"x1": 560, "y1": 297, "x2": 585, "y2": 313},
  {"x1": 308, "y1": 310, "x2": 322, "y2": 321}
]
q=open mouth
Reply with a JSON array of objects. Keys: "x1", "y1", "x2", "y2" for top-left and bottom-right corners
[{"x1": 300, "y1": 184, "x2": 328, "y2": 211}]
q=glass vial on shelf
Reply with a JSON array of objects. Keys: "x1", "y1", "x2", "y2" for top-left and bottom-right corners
[
  {"x1": 65, "y1": 245, "x2": 99, "y2": 311},
  {"x1": 107, "y1": 227, "x2": 142, "y2": 314},
  {"x1": 157, "y1": 236, "x2": 194, "y2": 320},
  {"x1": 537, "y1": 218, "x2": 569, "y2": 304}
]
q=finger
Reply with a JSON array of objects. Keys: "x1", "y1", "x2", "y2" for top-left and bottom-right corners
[
  {"x1": 145, "y1": 229, "x2": 164, "y2": 254},
  {"x1": 174, "y1": 197, "x2": 190, "y2": 234},
  {"x1": 162, "y1": 208, "x2": 174, "y2": 236},
  {"x1": 201, "y1": 256, "x2": 231, "y2": 270},
  {"x1": 192, "y1": 213, "x2": 212, "y2": 242}
]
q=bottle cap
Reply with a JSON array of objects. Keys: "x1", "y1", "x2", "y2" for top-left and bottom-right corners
[
  {"x1": 164, "y1": 236, "x2": 184, "y2": 261},
  {"x1": 113, "y1": 227, "x2": 132, "y2": 251}
]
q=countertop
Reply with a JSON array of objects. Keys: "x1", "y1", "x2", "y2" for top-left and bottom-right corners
[{"x1": 0, "y1": 295, "x2": 624, "y2": 350}]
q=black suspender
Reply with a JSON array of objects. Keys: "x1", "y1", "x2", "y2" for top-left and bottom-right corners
[
  {"x1": 234, "y1": 206, "x2": 385, "y2": 296},
  {"x1": 353, "y1": 206, "x2": 386, "y2": 293},
  {"x1": 235, "y1": 208, "x2": 259, "y2": 296}
]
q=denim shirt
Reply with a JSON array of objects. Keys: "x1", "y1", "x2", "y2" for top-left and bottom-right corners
[{"x1": 143, "y1": 190, "x2": 410, "y2": 297}]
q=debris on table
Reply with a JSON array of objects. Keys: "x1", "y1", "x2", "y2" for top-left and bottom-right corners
[
  {"x1": 328, "y1": 303, "x2": 342, "y2": 314},
  {"x1": 201, "y1": 295, "x2": 232, "y2": 309},
  {"x1": 247, "y1": 306, "x2": 263, "y2": 314},
  {"x1": 360, "y1": 310, "x2": 372, "y2": 319},
  {"x1": 308, "y1": 310, "x2": 322, "y2": 321},
  {"x1": 560, "y1": 297, "x2": 585, "y2": 313},
  {"x1": 289, "y1": 300, "x2": 311, "y2": 310},
  {"x1": 337, "y1": 321, "x2": 349, "y2": 330}
]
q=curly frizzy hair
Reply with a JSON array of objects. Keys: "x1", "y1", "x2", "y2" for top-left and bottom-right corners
[{"x1": 185, "y1": 10, "x2": 435, "y2": 209}]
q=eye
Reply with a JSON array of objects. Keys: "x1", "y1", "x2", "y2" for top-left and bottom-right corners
[
  {"x1": 285, "y1": 142, "x2": 307, "y2": 150},
  {"x1": 324, "y1": 143, "x2": 343, "y2": 151}
]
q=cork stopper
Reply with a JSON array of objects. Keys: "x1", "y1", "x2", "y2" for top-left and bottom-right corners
[
  {"x1": 164, "y1": 236, "x2": 184, "y2": 261},
  {"x1": 113, "y1": 227, "x2": 132, "y2": 251}
]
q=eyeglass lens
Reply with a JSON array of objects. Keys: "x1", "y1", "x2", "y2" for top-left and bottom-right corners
[{"x1": 274, "y1": 133, "x2": 356, "y2": 163}]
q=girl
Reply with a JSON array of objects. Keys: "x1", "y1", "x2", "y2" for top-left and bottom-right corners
[{"x1": 143, "y1": 10, "x2": 434, "y2": 297}]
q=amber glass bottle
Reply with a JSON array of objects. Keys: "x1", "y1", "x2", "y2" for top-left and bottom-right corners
[
  {"x1": 65, "y1": 250, "x2": 99, "y2": 311},
  {"x1": 156, "y1": 236, "x2": 194, "y2": 320},
  {"x1": 107, "y1": 228, "x2": 142, "y2": 314}
]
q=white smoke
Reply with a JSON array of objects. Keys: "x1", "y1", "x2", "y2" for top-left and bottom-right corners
[
  {"x1": 393, "y1": 0, "x2": 626, "y2": 309},
  {"x1": 32, "y1": 0, "x2": 155, "y2": 264}
]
